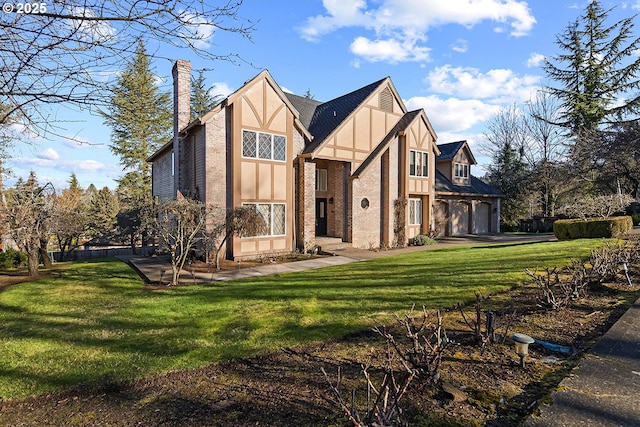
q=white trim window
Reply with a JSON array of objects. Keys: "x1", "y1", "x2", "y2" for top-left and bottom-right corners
[
  {"x1": 408, "y1": 198, "x2": 422, "y2": 225},
  {"x1": 409, "y1": 150, "x2": 429, "y2": 177},
  {"x1": 242, "y1": 130, "x2": 286, "y2": 161},
  {"x1": 454, "y1": 163, "x2": 469, "y2": 179},
  {"x1": 316, "y1": 168, "x2": 328, "y2": 191},
  {"x1": 243, "y1": 203, "x2": 286, "y2": 236}
]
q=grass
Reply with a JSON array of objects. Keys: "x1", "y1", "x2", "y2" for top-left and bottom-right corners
[{"x1": 0, "y1": 239, "x2": 601, "y2": 398}]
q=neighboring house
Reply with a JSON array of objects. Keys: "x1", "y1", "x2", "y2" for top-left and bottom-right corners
[
  {"x1": 149, "y1": 60, "x2": 497, "y2": 261},
  {"x1": 435, "y1": 141, "x2": 502, "y2": 236}
]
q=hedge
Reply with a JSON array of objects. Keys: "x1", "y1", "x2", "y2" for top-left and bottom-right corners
[{"x1": 553, "y1": 216, "x2": 633, "y2": 240}]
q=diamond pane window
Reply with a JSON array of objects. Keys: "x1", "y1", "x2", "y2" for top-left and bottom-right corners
[
  {"x1": 242, "y1": 131, "x2": 257, "y2": 158},
  {"x1": 272, "y1": 204, "x2": 286, "y2": 235},
  {"x1": 273, "y1": 135, "x2": 286, "y2": 161},
  {"x1": 258, "y1": 133, "x2": 271, "y2": 159}
]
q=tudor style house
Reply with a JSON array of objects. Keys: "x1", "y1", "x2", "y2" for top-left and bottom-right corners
[{"x1": 149, "y1": 60, "x2": 500, "y2": 260}]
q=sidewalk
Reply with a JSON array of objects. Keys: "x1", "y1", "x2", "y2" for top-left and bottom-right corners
[
  {"x1": 120, "y1": 233, "x2": 556, "y2": 284},
  {"x1": 523, "y1": 296, "x2": 640, "y2": 427}
]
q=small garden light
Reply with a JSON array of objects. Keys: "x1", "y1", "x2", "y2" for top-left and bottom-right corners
[
  {"x1": 620, "y1": 261, "x2": 633, "y2": 287},
  {"x1": 159, "y1": 269, "x2": 166, "y2": 285},
  {"x1": 512, "y1": 333, "x2": 535, "y2": 368}
]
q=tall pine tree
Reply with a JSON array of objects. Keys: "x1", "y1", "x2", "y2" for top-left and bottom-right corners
[
  {"x1": 101, "y1": 40, "x2": 171, "y2": 250},
  {"x1": 544, "y1": 1, "x2": 640, "y2": 135},
  {"x1": 101, "y1": 40, "x2": 171, "y2": 196},
  {"x1": 190, "y1": 70, "x2": 220, "y2": 118}
]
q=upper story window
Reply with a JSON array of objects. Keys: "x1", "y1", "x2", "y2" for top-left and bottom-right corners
[
  {"x1": 316, "y1": 168, "x2": 328, "y2": 191},
  {"x1": 454, "y1": 163, "x2": 469, "y2": 179},
  {"x1": 409, "y1": 150, "x2": 429, "y2": 177},
  {"x1": 242, "y1": 130, "x2": 286, "y2": 161}
]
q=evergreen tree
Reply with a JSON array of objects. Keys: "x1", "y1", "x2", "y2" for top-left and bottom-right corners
[
  {"x1": 544, "y1": 1, "x2": 640, "y2": 134},
  {"x1": 485, "y1": 144, "x2": 529, "y2": 230},
  {"x1": 87, "y1": 186, "x2": 120, "y2": 237},
  {"x1": 101, "y1": 40, "x2": 171, "y2": 188},
  {"x1": 101, "y1": 40, "x2": 170, "y2": 250},
  {"x1": 191, "y1": 70, "x2": 220, "y2": 118}
]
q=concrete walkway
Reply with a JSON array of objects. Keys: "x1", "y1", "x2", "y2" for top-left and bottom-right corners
[
  {"x1": 120, "y1": 232, "x2": 640, "y2": 426},
  {"x1": 524, "y1": 296, "x2": 640, "y2": 427},
  {"x1": 120, "y1": 233, "x2": 556, "y2": 284}
]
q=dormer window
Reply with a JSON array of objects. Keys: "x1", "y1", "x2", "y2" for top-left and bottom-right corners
[{"x1": 454, "y1": 163, "x2": 469, "y2": 179}]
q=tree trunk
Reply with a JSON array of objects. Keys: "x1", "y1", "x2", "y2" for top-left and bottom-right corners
[
  {"x1": 27, "y1": 249, "x2": 39, "y2": 277},
  {"x1": 171, "y1": 265, "x2": 179, "y2": 286}
]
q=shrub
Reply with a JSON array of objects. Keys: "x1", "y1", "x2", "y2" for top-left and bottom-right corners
[
  {"x1": 410, "y1": 234, "x2": 437, "y2": 246},
  {"x1": 0, "y1": 248, "x2": 28, "y2": 269},
  {"x1": 632, "y1": 213, "x2": 640, "y2": 226},
  {"x1": 553, "y1": 216, "x2": 633, "y2": 240}
]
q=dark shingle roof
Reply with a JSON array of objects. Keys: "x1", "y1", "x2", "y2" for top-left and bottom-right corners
[
  {"x1": 352, "y1": 110, "x2": 422, "y2": 177},
  {"x1": 303, "y1": 78, "x2": 388, "y2": 153},
  {"x1": 283, "y1": 92, "x2": 323, "y2": 128},
  {"x1": 435, "y1": 170, "x2": 502, "y2": 197},
  {"x1": 436, "y1": 141, "x2": 466, "y2": 160}
]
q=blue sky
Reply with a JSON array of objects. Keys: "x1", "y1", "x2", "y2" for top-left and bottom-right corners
[{"x1": 8, "y1": 0, "x2": 640, "y2": 191}]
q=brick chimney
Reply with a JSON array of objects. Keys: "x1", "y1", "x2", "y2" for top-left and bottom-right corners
[{"x1": 172, "y1": 59, "x2": 191, "y2": 196}]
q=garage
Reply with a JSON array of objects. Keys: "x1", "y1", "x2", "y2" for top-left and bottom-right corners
[
  {"x1": 451, "y1": 202, "x2": 471, "y2": 236},
  {"x1": 475, "y1": 202, "x2": 491, "y2": 234}
]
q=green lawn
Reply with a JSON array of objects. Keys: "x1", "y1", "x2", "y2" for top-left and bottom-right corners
[{"x1": 0, "y1": 239, "x2": 599, "y2": 398}]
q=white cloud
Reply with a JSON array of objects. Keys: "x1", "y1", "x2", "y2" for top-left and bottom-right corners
[
  {"x1": 180, "y1": 12, "x2": 216, "y2": 49},
  {"x1": 67, "y1": 7, "x2": 117, "y2": 44},
  {"x1": 299, "y1": 0, "x2": 535, "y2": 63},
  {"x1": 451, "y1": 38, "x2": 468, "y2": 53},
  {"x1": 350, "y1": 36, "x2": 430, "y2": 62},
  {"x1": 210, "y1": 82, "x2": 234, "y2": 98},
  {"x1": 426, "y1": 65, "x2": 542, "y2": 103},
  {"x1": 11, "y1": 156, "x2": 112, "y2": 173},
  {"x1": 526, "y1": 52, "x2": 546, "y2": 68},
  {"x1": 38, "y1": 148, "x2": 60, "y2": 160},
  {"x1": 405, "y1": 95, "x2": 501, "y2": 133}
]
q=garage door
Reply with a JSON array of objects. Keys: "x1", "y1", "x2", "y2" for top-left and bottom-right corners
[
  {"x1": 476, "y1": 203, "x2": 491, "y2": 234},
  {"x1": 451, "y1": 202, "x2": 470, "y2": 236}
]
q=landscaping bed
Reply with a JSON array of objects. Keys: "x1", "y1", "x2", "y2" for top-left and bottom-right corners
[{"x1": 1, "y1": 275, "x2": 637, "y2": 426}]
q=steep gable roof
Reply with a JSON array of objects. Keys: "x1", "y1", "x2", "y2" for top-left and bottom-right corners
[
  {"x1": 352, "y1": 110, "x2": 423, "y2": 178},
  {"x1": 283, "y1": 92, "x2": 322, "y2": 129},
  {"x1": 437, "y1": 140, "x2": 477, "y2": 164},
  {"x1": 303, "y1": 77, "x2": 388, "y2": 154}
]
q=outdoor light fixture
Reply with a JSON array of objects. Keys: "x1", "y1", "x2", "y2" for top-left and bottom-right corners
[
  {"x1": 160, "y1": 269, "x2": 166, "y2": 285},
  {"x1": 190, "y1": 268, "x2": 196, "y2": 285},
  {"x1": 512, "y1": 333, "x2": 535, "y2": 368},
  {"x1": 620, "y1": 261, "x2": 633, "y2": 287}
]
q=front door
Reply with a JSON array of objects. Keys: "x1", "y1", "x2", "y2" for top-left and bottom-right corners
[{"x1": 315, "y1": 198, "x2": 327, "y2": 236}]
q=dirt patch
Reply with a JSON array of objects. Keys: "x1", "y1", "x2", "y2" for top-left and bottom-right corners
[{"x1": 1, "y1": 274, "x2": 637, "y2": 426}]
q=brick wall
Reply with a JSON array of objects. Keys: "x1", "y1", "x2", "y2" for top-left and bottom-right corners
[
  {"x1": 351, "y1": 157, "x2": 382, "y2": 248},
  {"x1": 172, "y1": 60, "x2": 191, "y2": 196}
]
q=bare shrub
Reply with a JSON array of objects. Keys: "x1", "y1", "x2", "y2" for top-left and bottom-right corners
[
  {"x1": 525, "y1": 266, "x2": 587, "y2": 310},
  {"x1": 322, "y1": 307, "x2": 447, "y2": 426}
]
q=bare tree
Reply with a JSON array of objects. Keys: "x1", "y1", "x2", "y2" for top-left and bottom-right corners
[
  {"x1": 1, "y1": 0, "x2": 255, "y2": 137},
  {"x1": 154, "y1": 196, "x2": 208, "y2": 286},
  {"x1": 1, "y1": 172, "x2": 55, "y2": 277},
  {"x1": 524, "y1": 92, "x2": 572, "y2": 216},
  {"x1": 208, "y1": 206, "x2": 267, "y2": 270}
]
